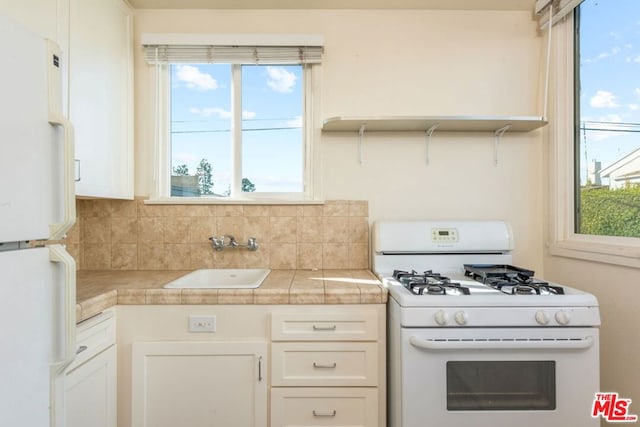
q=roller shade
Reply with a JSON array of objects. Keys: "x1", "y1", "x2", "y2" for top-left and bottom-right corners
[
  {"x1": 142, "y1": 33, "x2": 323, "y2": 65},
  {"x1": 536, "y1": 0, "x2": 584, "y2": 28}
]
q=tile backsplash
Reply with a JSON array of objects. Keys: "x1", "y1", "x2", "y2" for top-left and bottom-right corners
[{"x1": 66, "y1": 199, "x2": 370, "y2": 271}]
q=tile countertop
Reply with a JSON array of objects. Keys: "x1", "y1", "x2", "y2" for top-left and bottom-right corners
[{"x1": 76, "y1": 269, "x2": 387, "y2": 323}]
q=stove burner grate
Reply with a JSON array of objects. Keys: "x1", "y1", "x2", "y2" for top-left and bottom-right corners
[
  {"x1": 486, "y1": 278, "x2": 565, "y2": 295},
  {"x1": 463, "y1": 264, "x2": 564, "y2": 295},
  {"x1": 393, "y1": 269, "x2": 470, "y2": 296}
]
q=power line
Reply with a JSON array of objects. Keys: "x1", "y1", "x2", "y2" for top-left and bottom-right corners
[{"x1": 171, "y1": 126, "x2": 301, "y2": 134}]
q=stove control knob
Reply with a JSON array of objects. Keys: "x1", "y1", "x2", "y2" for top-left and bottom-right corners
[
  {"x1": 535, "y1": 310, "x2": 550, "y2": 325},
  {"x1": 555, "y1": 310, "x2": 571, "y2": 325},
  {"x1": 434, "y1": 310, "x2": 448, "y2": 326},
  {"x1": 454, "y1": 311, "x2": 468, "y2": 326}
]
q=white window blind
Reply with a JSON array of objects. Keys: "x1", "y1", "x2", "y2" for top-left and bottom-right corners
[
  {"x1": 142, "y1": 33, "x2": 323, "y2": 65},
  {"x1": 536, "y1": 0, "x2": 584, "y2": 27}
]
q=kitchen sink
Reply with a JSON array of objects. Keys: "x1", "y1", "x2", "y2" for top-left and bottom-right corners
[{"x1": 164, "y1": 268, "x2": 270, "y2": 289}]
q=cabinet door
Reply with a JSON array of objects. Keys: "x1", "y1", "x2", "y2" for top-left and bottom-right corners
[
  {"x1": 65, "y1": 345, "x2": 117, "y2": 427},
  {"x1": 132, "y1": 341, "x2": 267, "y2": 427},
  {"x1": 69, "y1": 0, "x2": 133, "y2": 199}
]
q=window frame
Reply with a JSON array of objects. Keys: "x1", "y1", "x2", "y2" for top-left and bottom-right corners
[
  {"x1": 548, "y1": 10, "x2": 640, "y2": 268},
  {"x1": 151, "y1": 61, "x2": 322, "y2": 203}
]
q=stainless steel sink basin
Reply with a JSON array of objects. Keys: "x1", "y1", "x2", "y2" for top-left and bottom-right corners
[{"x1": 164, "y1": 268, "x2": 270, "y2": 289}]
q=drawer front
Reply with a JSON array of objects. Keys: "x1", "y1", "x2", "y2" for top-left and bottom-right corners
[
  {"x1": 271, "y1": 342, "x2": 378, "y2": 387},
  {"x1": 271, "y1": 311, "x2": 378, "y2": 342},
  {"x1": 271, "y1": 387, "x2": 378, "y2": 427},
  {"x1": 68, "y1": 311, "x2": 116, "y2": 371}
]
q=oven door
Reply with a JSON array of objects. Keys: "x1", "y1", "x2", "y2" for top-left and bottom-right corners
[{"x1": 400, "y1": 327, "x2": 599, "y2": 427}]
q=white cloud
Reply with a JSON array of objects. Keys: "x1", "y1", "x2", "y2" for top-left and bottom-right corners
[
  {"x1": 584, "y1": 114, "x2": 623, "y2": 142},
  {"x1": 189, "y1": 107, "x2": 256, "y2": 120},
  {"x1": 590, "y1": 90, "x2": 619, "y2": 108},
  {"x1": 597, "y1": 46, "x2": 621, "y2": 60},
  {"x1": 286, "y1": 116, "x2": 302, "y2": 128},
  {"x1": 597, "y1": 113, "x2": 623, "y2": 124},
  {"x1": 175, "y1": 65, "x2": 218, "y2": 91},
  {"x1": 266, "y1": 66, "x2": 297, "y2": 93},
  {"x1": 242, "y1": 110, "x2": 256, "y2": 120},
  {"x1": 189, "y1": 107, "x2": 230, "y2": 118},
  {"x1": 629, "y1": 104, "x2": 639, "y2": 111},
  {"x1": 635, "y1": 88, "x2": 640, "y2": 98}
]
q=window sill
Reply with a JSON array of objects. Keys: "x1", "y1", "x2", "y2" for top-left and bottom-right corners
[
  {"x1": 548, "y1": 237, "x2": 640, "y2": 269},
  {"x1": 145, "y1": 197, "x2": 325, "y2": 205}
]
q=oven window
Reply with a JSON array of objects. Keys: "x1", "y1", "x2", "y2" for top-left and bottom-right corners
[{"x1": 446, "y1": 361, "x2": 556, "y2": 411}]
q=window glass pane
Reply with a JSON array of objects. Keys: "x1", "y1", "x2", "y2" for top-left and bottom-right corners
[
  {"x1": 170, "y1": 64, "x2": 232, "y2": 197},
  {"x1": 576, "y1": 0, "x2": 640, "y2": 237},
  {"x1": 241, "y1": 65, "x2": 303, "y2": 193},
  {"x1": 447, "y1": 361, "x2": 556, "y2": 411}
]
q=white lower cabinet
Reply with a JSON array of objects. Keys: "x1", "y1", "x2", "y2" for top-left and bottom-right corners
[
  {"x1": 131, "y1": 341, "x2": 267, "y2": 427},
  {"x1": 270, "y1": 307, "x2": 385, "y2": 427},
  {"x1": 64, "y1": 311, "x2": 117, "y2": 427},
  {"x1": 116, "y1": 305, "x2": 385, "y2": 427}
]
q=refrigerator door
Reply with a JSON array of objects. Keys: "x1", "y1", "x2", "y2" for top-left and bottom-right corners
[
  {"x1": 0, "y1": 245, "x2": 76, "y2": 426},
  {"x1": 0, "y1": 13, "x2": 75, "y2": 243}
]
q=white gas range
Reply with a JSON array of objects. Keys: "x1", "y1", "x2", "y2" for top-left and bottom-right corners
[{"x1": 373, "y1": 220, "x2": 600, "y2": 427}]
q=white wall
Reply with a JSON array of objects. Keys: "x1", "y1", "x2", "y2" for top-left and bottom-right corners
[
  {"x1": 544, "y1": 256, "x2": 640, "y2": 412},
  {"x1": 133, "y1": 8, "x2": 545, "y2": 270}
]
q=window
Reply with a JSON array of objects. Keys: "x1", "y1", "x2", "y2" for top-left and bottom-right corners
[
  {"x1": 548, "y1": 0, "x2": 640, "y2": 267},
  {"x1": 575, "y1": 0, "x2": 640, "y2": 238},
  {"x1": 143, "y1": 35, "x2": 323, "y2": 201},
  {"x1": 170, "y1": 64, "x2": 305, "y2": 198}
]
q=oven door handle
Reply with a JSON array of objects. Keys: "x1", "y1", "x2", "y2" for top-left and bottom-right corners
[{"x1": 409, "y1": 336, "x2": 595, "y2": 351}]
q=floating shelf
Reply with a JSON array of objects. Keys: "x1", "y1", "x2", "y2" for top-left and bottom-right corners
[
  {"x1": 321, "y1": 115, "x2": 548, "y2": 165},
  {"x1": 322, "y1": 115, "x2": 548, "y2": 132}
]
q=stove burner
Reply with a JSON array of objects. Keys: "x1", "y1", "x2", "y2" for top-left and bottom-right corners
[
  {"x1": 393, "y1": 269, "x2": 470, "y2": 296},
  {"x1": 463, "y1": 265, "x2": 565, "y2": 295},
  {"x1": 492, "y1": 280, "x2": 565, "y2": 296}
]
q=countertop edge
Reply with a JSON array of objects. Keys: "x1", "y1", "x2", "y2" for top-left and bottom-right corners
[{"x1": 76, "y1": 269, "x2": 387, "y2": 323}]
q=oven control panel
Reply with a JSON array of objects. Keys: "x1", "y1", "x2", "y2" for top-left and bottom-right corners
[{"x1": 431, "y1": 227, "x2": 459, "y2": 243}]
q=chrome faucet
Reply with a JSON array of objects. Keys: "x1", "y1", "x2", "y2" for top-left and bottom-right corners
[{"x1": 209, "y1": 234, "x2": 258, "y2": 251}]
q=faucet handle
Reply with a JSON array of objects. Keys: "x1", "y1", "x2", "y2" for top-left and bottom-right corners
[
  {"x1": 209, "y1": 235, "x2": 224, "y2": 251},
  {"x1": 247, "y1": 237, "x2": 258, "y2": 251}
]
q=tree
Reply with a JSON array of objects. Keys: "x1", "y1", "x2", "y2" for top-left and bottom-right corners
[
  {"x1": 172, "y1": 164, "x2": 189, "y2": 176},
  {"x1": 579, "y1": 185, "x2": 640, "y2": 237},
  {"x1": 242, "y1": 178, "x2": 256, "y2": 192},
  {"x1": 196, "y1": 158, "x2": 214, "y2": 195}
]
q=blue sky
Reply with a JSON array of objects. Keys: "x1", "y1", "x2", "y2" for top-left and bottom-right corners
[
  {"x1": 170, "y1": 63, "x2": 303, "y2": 195},
  {"x1": 578, "y1": 0, "x2": 640, "y2": 184}
]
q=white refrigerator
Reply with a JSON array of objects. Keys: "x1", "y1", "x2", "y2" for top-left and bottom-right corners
[{"x1": 0, "y1": 13, "x2": 77, "y2": 427}]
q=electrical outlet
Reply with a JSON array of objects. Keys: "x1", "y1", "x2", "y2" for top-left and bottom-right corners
[{"x1": 189, "y1": 315, "x2": 216, "y2": 332}]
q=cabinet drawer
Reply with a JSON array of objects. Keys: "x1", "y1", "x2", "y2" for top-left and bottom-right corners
[
  {"x1": 68, "y1": 311, "x2": 115, "y2": 371},
  {"x1": 271, "y1": 310, "x2": 379, "y2": 341},
  {"x1": 271, "y1": 387, "x2": 378, "y2": 427},
  {"x1": 271, "y1": 342, "x2": 378, "y2": 387}
]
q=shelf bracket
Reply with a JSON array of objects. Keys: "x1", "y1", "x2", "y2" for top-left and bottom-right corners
[
  {"x1": 358, "y1": 124, "x2": 366, "y2": 165},
  {"x1": 493, "y1": 124, "x2": 511, "y2": 166},
  {"x1": 425, "y1": 123, "x2": 439, "y2": 165}
]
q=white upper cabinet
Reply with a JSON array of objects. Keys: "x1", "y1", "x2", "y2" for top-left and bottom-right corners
[
  {"x1": 69, "y1": 0, "x2": 133, "y2": 199},
  {"x1": 0, "y1": 0, "x2": 63, "y2": 41}
]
